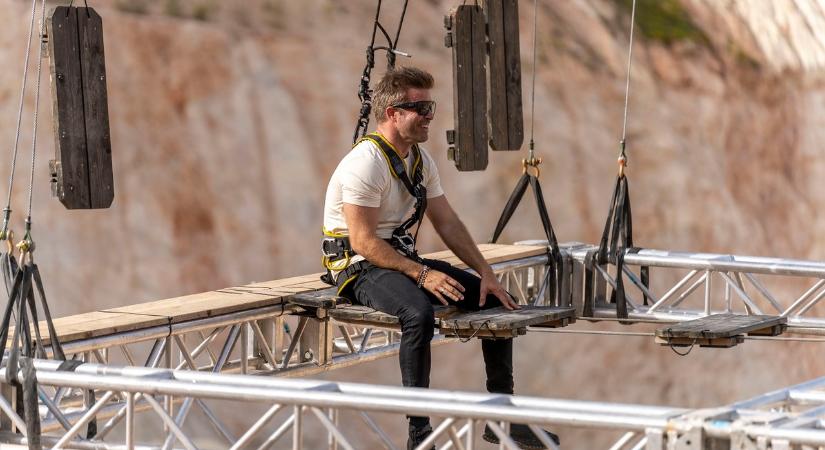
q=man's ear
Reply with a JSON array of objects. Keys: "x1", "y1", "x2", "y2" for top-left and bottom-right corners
[{"x1": 384, "y1": 106, "x2": 395, "y2": 123}]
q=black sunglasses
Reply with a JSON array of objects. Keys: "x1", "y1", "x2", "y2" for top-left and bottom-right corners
[{"x1": 391, "y1": 100, "x2": 436, "y2": 117}]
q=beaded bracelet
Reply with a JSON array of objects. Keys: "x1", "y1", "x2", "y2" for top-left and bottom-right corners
[{"x1": 416, "y1": 266, "x2": 430, "y2": 288}]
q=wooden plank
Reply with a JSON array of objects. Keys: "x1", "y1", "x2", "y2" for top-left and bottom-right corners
[
  {"x1": 655, "y1": 314, "x2": 787, "y2": 340},
  {"x1": 486, "y1": 0, "x2": 523, "y2": 151},
  {"x1": 289, "y1": 288, "x2": 348, "y2": 310},
  {"x1": 48, "y1": 6, "x2": 91, "y2": 209},
  {"x1": 33, "y1": 244, "x2": 549, "y2": 343},
  {"x1": 446, "y1": 5, "x2": 488, "y2": 171},
  {"x1": 440, "y1": 306, "x2": 575, "y2": 331},
  {"x1": 77, "y1": 8, "x2": 114, "y2": 208}
]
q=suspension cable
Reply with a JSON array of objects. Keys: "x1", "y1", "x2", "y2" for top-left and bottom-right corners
[
  {"x1": 527, "y1": 0, "x2": 538, "y2": 162},
  {"x1": 2, "y1": 0, "x2": 39, "y2": 239},
  {"x1": 18, "y1": 0, "x2": 46, "y2": 260},
  {"x1": 618, "y1": 0, "x2": 637, "y2": 164},
  {"x1": 352, "y1": 0, "x2": 411, "y2": 143}
]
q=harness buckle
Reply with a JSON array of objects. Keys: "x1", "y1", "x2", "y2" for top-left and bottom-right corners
[
  {"x1": 390, "y1": 233, "x2": 417, "y2": 258},
  {"x1": 321, "y1": 237, "x2": 348, "y2": 259}
]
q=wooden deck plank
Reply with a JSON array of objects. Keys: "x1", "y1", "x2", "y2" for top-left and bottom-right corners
[
  {"x1": 654, "y1": 314, "x2": 786, "y2": 340},
  {"x1": 33, "y1": 244, "x2": 547, "y2": 343}
]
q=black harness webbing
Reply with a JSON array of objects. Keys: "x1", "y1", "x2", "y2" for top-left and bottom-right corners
[
  {"x1": 322, "y1": 134, "x2": 427, "y2": 294},
  {"x1": 0, "y1": 261, "x2": 76, "y2": 449},
  {"x1": 594, "y1": 173, "x2": 649, "y2": 319},
  {"x1": 489, "y1": 171, "x2": 563, "y2": 304},
  {"x1": 360, "y1": 133, "x2": 427, "y2": 238}
]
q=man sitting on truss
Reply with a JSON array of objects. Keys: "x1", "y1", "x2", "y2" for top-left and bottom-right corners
[{"x1": 321, "y1": 66, "x2": 559, "y2": 449}]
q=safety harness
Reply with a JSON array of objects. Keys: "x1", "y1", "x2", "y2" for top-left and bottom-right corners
[{"x1": 321, "y1": 133, "x2": 427, "y2": 296}]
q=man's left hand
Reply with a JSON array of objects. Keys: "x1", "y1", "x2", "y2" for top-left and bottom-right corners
[{"x1": 479, "y1": 271, "x2": 520, "y2": 310}]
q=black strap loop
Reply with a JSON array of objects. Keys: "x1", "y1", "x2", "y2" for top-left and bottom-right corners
[
  {"x1": 594, "y1": 174, "x2": 650, "y2": 319},
  {"x1": 489, "y1": 172, "x2": 562, "y2": 304}
]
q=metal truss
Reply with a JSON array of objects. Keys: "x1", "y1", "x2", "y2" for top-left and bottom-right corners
[
  {"x1": 6, "y1": 361, "x2": 825, "y2": 449},
  {"x1": 43, "y1": 255, "x2": 549, "y2": 380},
  {"x1": 0, "y1": 360, "x2": 685, "y2": 450},
  {"x1": 535, "y1": 242, "x2": 825, "y2": 335}
]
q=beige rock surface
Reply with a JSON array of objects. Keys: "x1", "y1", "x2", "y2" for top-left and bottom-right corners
[{"x1": 2, "y1": 0, "x2": 825, "y2": 447}]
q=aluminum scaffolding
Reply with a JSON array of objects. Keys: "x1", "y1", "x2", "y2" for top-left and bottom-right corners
[{"x1": 3, "y1": 243, "x2": 825, "y2": 448}]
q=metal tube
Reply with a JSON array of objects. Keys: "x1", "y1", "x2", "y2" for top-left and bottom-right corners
[
  {"x1": 416, "y1": 417, "x2": 456, "y2": 450},
  {"x1": 608, "y1": 431, "x2": 635, "y2": 450},
  {"x1": 293, "y1": 404, "x2": 302, "y2": 450},
  {"x1": 647, "y1": 270, "x2": 699, "y2": 313},
  {"x1": 310, "y1": 407, "x2": 354, "y2": 450},
  {"x1": 0, "y1": 388, "x2": 27, "y2": 434},
  {"x1": 230, "y1": 404, "x2": 283, "y2": 450},
  {"x1": 743, "y1": 273, "x2": 783, "y2": 312},
  {"x1": 718, "y1": 272, "x2": 762, "y2": 315},
  {"x1": 622, "y1": 249, "x2": 825, "y2": 277},
  {"x1": 358, "y1": 411, "x2": 397, "y2": 450},
  {"x1": 256, "y1": 413, "x2": 295, "y2": 450},
  {"x1": 670, "y1": 273, "x2": 708, "y2": 309},
  {"x1": 143, "y1": 394, "x2": 198, "y2": 450},
  {"x1": 358, "y1": 329, "x2": 374, "y2": 353},
  {"x1": 704, "y1": 271, "x2": 712, "y2": 315},
  {"x1": 281, "y1": 318, "x2": 308, "y2": 369},
  {"x1": 195, "y1": 398, "x2": 236, "y2": 443},
  {"x1": 53, "y1": 390, "x2": 116, "y2": 449},
  {"x1": 126, "y1": 392, "x2": 134, "y2": 450}
]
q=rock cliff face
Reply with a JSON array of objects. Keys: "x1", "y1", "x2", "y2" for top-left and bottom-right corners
[{"x1": 2, "y1": 0, "x2": 825, "y2": 447}]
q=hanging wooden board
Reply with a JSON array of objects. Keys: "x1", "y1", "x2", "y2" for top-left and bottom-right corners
[
  {"x1": 445, "y1": 5, "x2": 488, "y2": 171},
  {"x1": 485, "y1": 0, "x2": 523, "y2": 151},
  {"x1": 47, "y1": 6, "x2": 114, "y2": 209}
]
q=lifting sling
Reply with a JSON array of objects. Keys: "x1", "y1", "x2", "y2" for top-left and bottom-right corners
[
  {"x1": 588, "y1": 0, "x2": 649, "y2": 320},
  {"x1": 489, "y1": 0, "x2": 563, "y2": 304}
]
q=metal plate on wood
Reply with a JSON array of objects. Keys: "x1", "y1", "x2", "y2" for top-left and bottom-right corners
[
  {"x1": 485, "y1": 0, "x2": 523, "y2": 151},
  {"x1": 445, "y1": 5, "x2": 488, "y2": 171},
  {"x1": 48, "y1": 6, "x2": 113, "y2": 209}
]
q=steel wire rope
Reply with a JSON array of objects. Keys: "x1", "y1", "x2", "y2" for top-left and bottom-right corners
[
  {"x1": 22, "y1": 0, "x2": 48, "y2": 250},
  {"x1": 1, "y1": 0, "x2": 39, "y2": 239},
  {"x1": 352, "y1": 0, "x2": 411, "y2": 143},
  {"x1": 527, "y1": 0, "x2": 538, "y2": 162},
  {"x1": 618, "y1": 0, "x2": 637, "y2": 162}
]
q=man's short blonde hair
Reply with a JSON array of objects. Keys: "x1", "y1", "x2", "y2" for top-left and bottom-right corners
[{"x1": 372, "y1": 66, "x2": 435, "y2": 123}]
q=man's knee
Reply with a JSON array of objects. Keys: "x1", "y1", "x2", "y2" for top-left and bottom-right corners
[{"x1": 399, "y1": 302, "x2": 435, "y2": 331}]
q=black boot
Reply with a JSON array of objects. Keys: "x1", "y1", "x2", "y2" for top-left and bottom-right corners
[
  {"x1": 483, "y1": 423, "x2": 560, "y2": 449},
  {"x1": 407, "y1": 424, "x2": 435, "y2": 450}
]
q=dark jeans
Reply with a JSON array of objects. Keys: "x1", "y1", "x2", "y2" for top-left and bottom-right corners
[{"x1": 350, "y1": 258, "x2": 514, "y2": 430}]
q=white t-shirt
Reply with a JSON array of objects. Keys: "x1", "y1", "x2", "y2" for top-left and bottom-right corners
[{"x1": 323, "y1": 136, "x2": 444, "y2": 242}]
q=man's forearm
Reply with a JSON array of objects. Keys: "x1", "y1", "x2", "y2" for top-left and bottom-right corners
[{"x1": 352, "y1": 236, "x2": 423, "y2": 279}]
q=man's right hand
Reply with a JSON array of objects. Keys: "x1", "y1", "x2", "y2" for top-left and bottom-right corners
[{"x1": 422, "y1": 269, "x2": 465, "y2": 305}]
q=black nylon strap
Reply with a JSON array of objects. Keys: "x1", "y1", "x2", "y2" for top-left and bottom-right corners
[
  {"x1": 489, "y1": 172, "x2": 563, "y2": 303},
  {"x1": 19, "y1": 357, "x2": 40, "y2": 450},
  {"x1": 595, "y1": 174, "x2": 650, "y2": 318},
  {"x1": 0, "y1": 261, "x2": 67, "y2": 449},
  {"x1": 362, "y1": 133, "x2": 427, "y2": 238},
  {"x1": 490, "y1": 173, "x2": 530, "y2": 244}
]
